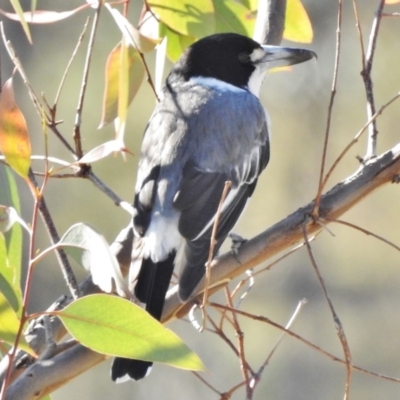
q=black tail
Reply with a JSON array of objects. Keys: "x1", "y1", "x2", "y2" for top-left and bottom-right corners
[{"x1": 111, "y1": 253, "x2": 175, "y2": 382}]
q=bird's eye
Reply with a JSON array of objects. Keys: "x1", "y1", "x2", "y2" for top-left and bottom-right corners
[{"x1": 238, "y1": 52, "x2": 250, "y2": 64}]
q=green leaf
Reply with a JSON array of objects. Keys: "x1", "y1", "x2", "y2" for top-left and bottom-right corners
[
  {"x1": 160, "y1": 23, "x2": 195, "y2": 62},
  {"x1": 214, "y1": 0, "x2": 256, "y2": 37},
  {"x1": 56, "y1": 294, "x2": 204, "y2": 371},
  {"x1": 0, "y1": 291, "x2": 34, "y2": 355},
  {"x1": 99, "y1": 42, "x2": 145, "y2": 128},
  {"x1": 284, "y1": 0, "x2": 313, "y2": 44},
  {"x1": 240, "y1": 0, "x2": 258, "y2": 11},
  {"x1": 10, "y1": 0, "x2": 32, "y2": 43},
  {"x1": 0, "y1": 166, "x2": 23, "y2": 314},
  {"x1": 59, "y1": 223, "x2": 129, "y2": 297},
  {"x1": 149, "y1": 0, "x2": 215, "y2": 38},
  {"x1": 0, "y1": 77, "x2": 31, "y2": 179}
]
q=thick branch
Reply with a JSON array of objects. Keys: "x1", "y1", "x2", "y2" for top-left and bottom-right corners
[{"x1": 4, "y1": 143, "x2": 400, "y2": 399}]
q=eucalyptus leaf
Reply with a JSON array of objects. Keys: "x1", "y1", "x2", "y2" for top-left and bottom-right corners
[{"x1": 56, "y1": 294, "x2": 205, "y2": 371}]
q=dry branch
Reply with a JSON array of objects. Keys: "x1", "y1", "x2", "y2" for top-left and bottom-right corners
[{"x1": 3, "y1": 142, "x2": 400, "y2": 400}]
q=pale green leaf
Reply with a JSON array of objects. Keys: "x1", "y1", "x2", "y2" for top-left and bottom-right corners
[
  {"x1": 78, "y1": 140, "x2": 130, "y2": 164},
  {"x1": 0, "y1": 4, "x2": 89, "y2": 24},
  {"x1": 99, "y1": 43, "x2": 145, "y2": 128},
  {"x1": 56, "y1": 294, "x2": 204, "y2": 371},
  {"x1": 59, "y1": 223, "x2": 129, "y2": 298}
]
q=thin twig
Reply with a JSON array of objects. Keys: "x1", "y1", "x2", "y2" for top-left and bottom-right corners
[
  {"x1": 302, "y1": 222, "x2": 352, "y2": 400},
  {"x1": 221, "y1": 381, "x2": 247, "y2": 400},
  {"x1": 312, "y1": 0, "x2": 343, "y2": 217},
  {"x1": 202, "y1": 181, "x2": 232, "y2": 312},
  {"x1": 352, "y1": 0, "x2": 366, "y2": 70},
  {"x1": 251, "y1": 300, "x2": 307, "y2": 391},
  {"x1": 47, "y1": 122, "x2": 77, "y2": 158},
  {"x1": 207, "y1": 314, "x2": 253, "y2": 374},
  {"x1": 210, "y1": 303, "x2": 400, "y2": 384},
  {"x1": 224, "y1": 287, "x2": 251, "y2": 399},
  {"x1": 323, "y1": 217, "x2": 400, "y2": 252},
  {"x1": 85, "y1": 169, "x2": 133, "y2": 214},
  {"x1": 363, "y1": 0, "x2": 385, "y2": 160},
  {"x1": 28, "y1": 170, "x2": 80, "y2": 298},
  {"x1": 54, "y1": 18, "x2": 90, "y2": 106},
  {"x1": 73, "y1": 4, "x2": 102, "y2": 158},
  {"x1": 192, "y1": 372, "x2": 222, "y2": 397},
  {"x1": 231, "y1": 270, "x2": 254, "y2": 309},
  {"x1": 322, "y1": 91, "x2": 400, "y2": 189},
  {"x1": 0, "y1": 23, "x2": 47, "y2": 121}
]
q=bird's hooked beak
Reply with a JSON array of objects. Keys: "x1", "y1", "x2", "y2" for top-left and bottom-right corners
[{"x1": 253, "y1": 45, "x2": 317, "y2": 69}]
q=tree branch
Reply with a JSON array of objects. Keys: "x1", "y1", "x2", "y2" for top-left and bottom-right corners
[{"x1": 3, "y1": 142, "x2": 400, "y2": 399}]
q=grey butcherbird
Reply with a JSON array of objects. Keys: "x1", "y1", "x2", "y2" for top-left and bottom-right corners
[{"x1": 111, "y1": 32, "x2": 316, "y2": 382}]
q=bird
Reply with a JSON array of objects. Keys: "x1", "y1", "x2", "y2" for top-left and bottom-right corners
[{"x1": 111, "y1": 32, "x2": 316, "y2": 382}]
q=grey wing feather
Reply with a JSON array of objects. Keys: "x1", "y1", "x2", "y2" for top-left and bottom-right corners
[{"x1": 174, "y1": 86, "x2": 269, "y2": 300}]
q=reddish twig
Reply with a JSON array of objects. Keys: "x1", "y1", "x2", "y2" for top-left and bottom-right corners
[
  {"x1": 224, "y1": 287, "x2": 251, "y2": 399},
  {"x1": 302, "y1": 222, "x2": 352, "y2": 400},
  {"x1": 202, "y1": 181, "x2": 232, "y2": 311},
  {"x1": 323, "y1": 217, "x2": 400, "y2": 252}
]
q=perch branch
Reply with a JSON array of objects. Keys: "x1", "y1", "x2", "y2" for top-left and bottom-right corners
[{"x1": 3, "y1": 142, "x2": 400, "y2": 399}]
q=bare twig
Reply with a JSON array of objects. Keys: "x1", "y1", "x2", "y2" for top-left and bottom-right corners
[
  {"x1": 0, "y1": 23, "x2": 47, "y2": 121},
  {"x1": 28, "y1": 170, "x2": 80, "y2": 299},
  {"x1": 323, "y1": 217, "x2": 400, "y2": 252},
  {"x1": 85, "y1": 169, "x2": 133, "y2": 214},
  {"x1": 224, "y1": 287, "x2": 251, "y2": 399},
  {"x1": 251, "y1": 300, "x2": 307, "y2": 391},
  {"x1": 202, "y1": 181, "x2": 232, "y2": 311},
  {"x1": 54, "y1": 18, "x2": 90, "y2": 107},
  {"x1": 312, "y1": 0, "x2": 343, "y2": 217},
  {"x1": 73, "y1": 4, "x2": 102, "y2": 158},
  {"x1": 322, "y1": 91, "x2": 400, "y2": 189},
  {"x1": 363, "y1": 0, "x2": 385, "y2": 160},
  {"x1": 210, "y1": 303, "x2": 400, "y2": 384},
  {"x1": 382, "y1": 12, "x2": 400, "y2": 17},
  {"x1": 192, "y1": 372, "x2": 222, "y2": 397},
  {"x1": 352, "y1": 0, "x2": 366, "y2": 70},
  {"x1": 302, "y1": 223, "x2": 352, "y2": 400}
]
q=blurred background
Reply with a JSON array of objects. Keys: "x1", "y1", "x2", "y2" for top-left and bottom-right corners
[{"x1": 2, "y1": 0, "x2": 400, "y2": 399}]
